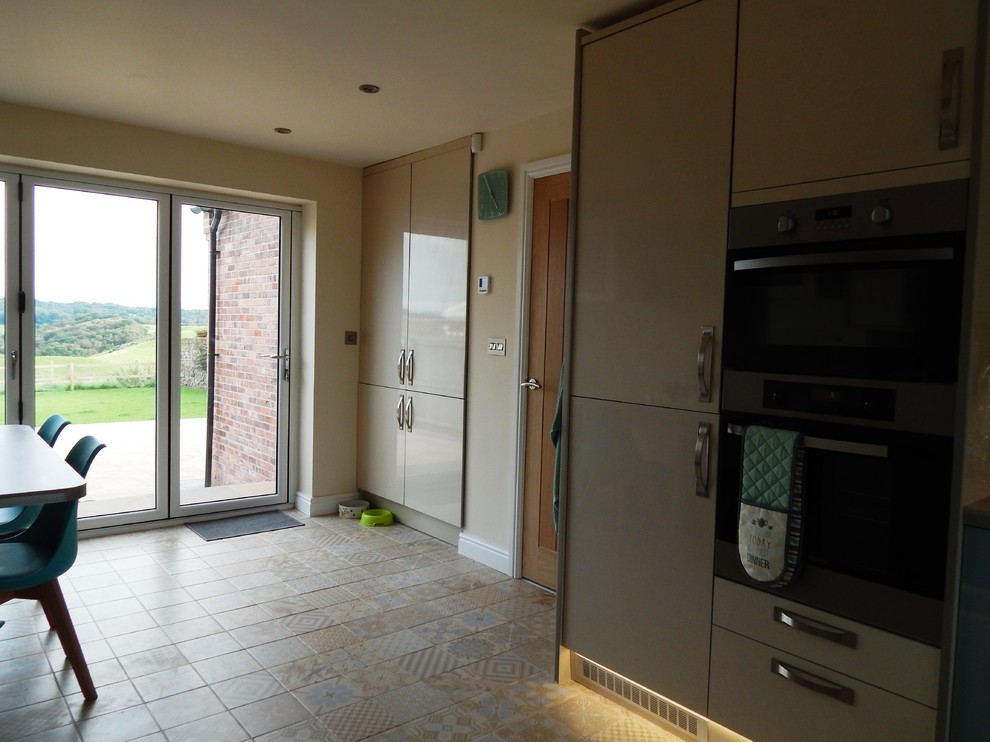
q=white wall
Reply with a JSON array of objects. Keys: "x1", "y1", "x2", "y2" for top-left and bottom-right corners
[
  {"x1": 0, "y1": 100, "x2": 363, "y2": 507},
  {"x1": 461, "y1": 107, "x2": 572, "y2": 568}
]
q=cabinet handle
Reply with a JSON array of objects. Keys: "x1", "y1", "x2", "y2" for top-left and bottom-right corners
[
  {"x1": 397, "y1": 349, "x2": 406, "y2": 384},
  {"x1": 695, "y1": 422, "x2": 711, "y2": 498},
  {"x1": 774, "y1": 607, "x2": 858, "y2": 648},
  {"x1": 406, "y1": 348, "x2": 415, "y2": 386},
  {"x1": 940, "y1": 47, "x2": 963, "y2": 150},
  {"x1": 771, "y1": 659, "x2": 855, "y2": 706},
  {"x1": 697, "y1": 326, "x2": 714, "y2": 403},
  {"x1": 397, "y1": 394, "x2": 405, "y2": 431},
  {"x1": 405, "y1": 395, "x2": 414, "y2": 432}
]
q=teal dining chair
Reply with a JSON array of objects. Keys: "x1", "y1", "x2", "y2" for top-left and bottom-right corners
[
  {"x1": 0, "y1": 415, "x2": 72, "y2": 539},
  {"x1": 0, "y1": 435, "x2": 105, "y2": 700},
  {"x1": 37, "y1": 414, "x2": 71, "y2": 447}
]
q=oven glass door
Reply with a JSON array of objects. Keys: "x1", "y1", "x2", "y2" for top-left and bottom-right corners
[
  {"x1": 723, "y1": 233, "x2": 964, "y2": 383},
  {"x1": 716, "y1": 414, "x2": 953, "y2": 600}
]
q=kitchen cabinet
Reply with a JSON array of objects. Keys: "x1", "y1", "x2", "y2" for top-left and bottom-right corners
[
  {"x1": 358, "y1": 142, "x2": 470, "y2": 527},
  {"x1": 562, "y1": 0, "x2": 735, "y2": 715},
  {"x1": 569, "y1": 0, "x2": 732, "y2": 412},
  {"x1": 563, "y1": 398, "x2": 718, "y2": 712},
  {"x1": 709, "y1": 579, "x2": 939, "y2": 741},
  {"x1": 733, "y1": 0, "x2": 978, "y2": 195}
]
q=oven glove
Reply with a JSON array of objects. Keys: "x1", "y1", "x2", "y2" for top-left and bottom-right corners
[{"x1": 738, "y1": 425, "x2": 806, "y2": 587}]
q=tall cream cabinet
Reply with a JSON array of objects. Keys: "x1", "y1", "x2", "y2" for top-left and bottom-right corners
[
  {"x1": 562, "y1": 0, "x2": 736, "y2": 714},
  {"x1": 358, "y1": 142, "x2": 471, "y2": 527},
  {"x1": 733, "y1": 0, "x2": 978, "y2": 196}
]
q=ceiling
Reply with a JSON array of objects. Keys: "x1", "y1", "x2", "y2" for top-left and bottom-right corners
[{"x1": 0, "y1": 0, "x2": 654, "y2": 167}]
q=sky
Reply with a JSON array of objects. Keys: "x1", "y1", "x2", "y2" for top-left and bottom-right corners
[{"x1": 31, "y1": 185, "x2": 210, "y2": 310}]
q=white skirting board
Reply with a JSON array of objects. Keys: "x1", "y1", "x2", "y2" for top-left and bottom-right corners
[
  {"x1": 294, "y1": 491, "x2": 359, "y2": 517},
  {"x1": 458, "y1": 532, "x2": 512, "y2": 576}
]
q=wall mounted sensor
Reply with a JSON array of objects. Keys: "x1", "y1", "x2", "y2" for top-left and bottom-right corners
[{"x1": 477, "y1": 275, "x2": 490, "y2": 294}]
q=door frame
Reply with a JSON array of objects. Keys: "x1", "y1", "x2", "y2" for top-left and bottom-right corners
[
  {"x1": 510, "y1": 154, "x2": 570, "y2": 579},
  {"x1": 2, "y1": 164, "x2": 299, "y2": 530}
]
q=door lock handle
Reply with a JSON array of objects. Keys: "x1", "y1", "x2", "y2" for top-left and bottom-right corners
[{"x1": 520, "y1": 378, "x2": 541, "y2": 390}]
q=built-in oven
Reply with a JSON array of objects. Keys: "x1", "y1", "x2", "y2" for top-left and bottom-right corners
[{"x1": 716, "y1": 180, "x2": 968, "y2": 647}]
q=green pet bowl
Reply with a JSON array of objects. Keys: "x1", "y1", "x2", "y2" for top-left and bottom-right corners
[{"x1": 360, "y1": 509, "x2": 394, "y2": 527}]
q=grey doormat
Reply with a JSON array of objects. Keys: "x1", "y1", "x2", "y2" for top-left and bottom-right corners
[{"x1": 186, "y1": 511, "x2": 303, "y2": 541}]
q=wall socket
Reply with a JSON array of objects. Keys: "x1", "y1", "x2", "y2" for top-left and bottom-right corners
[{"x1": 344, "y1": 331, "x2": 358, "y2": 345}]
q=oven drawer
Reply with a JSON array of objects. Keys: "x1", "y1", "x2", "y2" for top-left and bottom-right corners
[
  {"x1": 713, "y1": 578, "x2": 939, "y2": 706},
  {"x1": 709, "y1": 626, "x2": 936, "y2": 742}
]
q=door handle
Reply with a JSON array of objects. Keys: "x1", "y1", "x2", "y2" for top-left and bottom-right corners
[
  {"x1": 397, "y1": 349, "x2": 406, "y2": 384},
  {"x1": 698, "y1": 326, "x2": 714, "y2": 403},
  {"x1": 406, "y1": 348, "x2": 415, "y2": 385},
  {"x1": 520, "y1": 378, "x2": 541, "y2": 390},
  {"x1": 405, "y1": 395, "x2": 414, "y2": 432},
  {"x1": 265, "y1": 348, "x2": 290, "y2": 381},
  {"x1": 397, "y1": 394, "x2": 405, "y2": 431},
  {"x1": 9, "y1": 350, "x2": 16, "y2": 381},
  {"x1": 695, "y1": 422, "x2": 711, "y2": 498}
]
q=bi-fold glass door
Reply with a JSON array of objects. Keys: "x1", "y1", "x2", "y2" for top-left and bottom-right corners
[{"x1": 3, "y1": 171, "x2": 292, "y2": 528}]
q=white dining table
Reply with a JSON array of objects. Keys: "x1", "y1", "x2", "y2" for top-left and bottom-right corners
[{"x1": 0, "y1": 425, "x2": 86, "y2": 506}]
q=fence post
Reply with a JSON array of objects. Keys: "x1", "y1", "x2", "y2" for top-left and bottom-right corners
[{"x1": 70, "y1": 362, "x2": 75, "y2": 392}]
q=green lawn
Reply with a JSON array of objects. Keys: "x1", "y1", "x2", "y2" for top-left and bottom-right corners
[{"x1": 34, "y1": 387, "x2": 207, "y2": 424}]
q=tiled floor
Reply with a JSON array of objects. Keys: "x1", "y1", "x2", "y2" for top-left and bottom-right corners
[{"x1": 0, "y1": 511, "x2": 681, "y2": 741}]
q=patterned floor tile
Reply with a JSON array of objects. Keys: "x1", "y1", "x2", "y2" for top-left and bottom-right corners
[
  {"x1": 270, "y1": 650, "x2": 364, "y2": 691},
  {"x1": 293, "y1": 675, "x2": 367, "y2": 715},
  {"x1": 319, "y1": 697, "x2": 398, "y2": 742},
  {"x1": 374, "y1": 681, "x2": 453, "y2": 724},
  {"x1": 231, "y1": 692, "x2": 313, "y2": 738},
  {"x1": 254, "y1": 715, "x2": 335, "y2": 741},
  {"x1": 212, "y1": 669, "x2": 285, "y2": 709},
  {"x1": 299, "y1": 625, "x2": 359, "y2": 654}
]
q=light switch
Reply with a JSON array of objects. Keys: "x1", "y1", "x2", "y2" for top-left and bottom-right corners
[
  {"x1": 478, "y1": 275, "x2": 490, "y2": 294},
  {"x1": 487, "y1": 337, "x2": 506, "y2": 356}
]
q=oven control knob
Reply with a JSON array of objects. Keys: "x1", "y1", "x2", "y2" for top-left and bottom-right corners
[
  {"x1": 871, "y1": 205, "x2": 893, "y2": 224},
  {"x1": 777, "y1": 215, "x2": 797, "y2": 234}
]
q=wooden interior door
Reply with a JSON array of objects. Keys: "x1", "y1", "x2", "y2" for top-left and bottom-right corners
[{"x1": 522, "y1": 171, "x2": 569, "y2": 589}]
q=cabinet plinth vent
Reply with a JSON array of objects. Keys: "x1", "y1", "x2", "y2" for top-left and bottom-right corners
[{"x1": 575, "y1": 655, "x2": 708, "y2": 741}]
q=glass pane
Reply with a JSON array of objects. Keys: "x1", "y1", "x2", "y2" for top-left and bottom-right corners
[
  {"x1": 179, "y1": 205, "x2": 281, "y2": 506},
  {"x1": 33, "y1": 185, "x2": 159, "y2": 518}
]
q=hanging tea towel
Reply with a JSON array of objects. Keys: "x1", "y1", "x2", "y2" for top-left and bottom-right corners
[{"x1": 738, "y1": 425, "x2": 806, "y2": 587}]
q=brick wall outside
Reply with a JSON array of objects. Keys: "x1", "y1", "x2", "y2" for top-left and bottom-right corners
[{"x1": 211, "y1": 210, "x2": 280, "y2": 486}]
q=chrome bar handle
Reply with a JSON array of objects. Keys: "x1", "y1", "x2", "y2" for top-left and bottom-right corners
[
  {"x1": 520, "y1": 378, "x2": 541, "y2": 390},
  {"x1": 9, "y1": 350, "x2": 16, "y2": 381},
  {"x1": 725, "y1": 423, "x2": 888, "y2": 458},
  {"x1": 405, "y1": 395, "x2": 414, "y2": 432},
  {"x1": 695, "y1": 422, "x2": 711, "y2": 498},
  {"x1": 397, "y1": 349, "x2": 406, "y2": 384},
  {"x1": 774, "y1": 607, "x2": 858, "y2": 648},
  {"x1": 698, "y1": 326, "x2": 714, "y2": 403},
  {"x1": 396, "y1": 394, "x2": 405, "y2": 431},
  {"x1": 406, "y1": 348, "x2": 415, "y2": 386},
  {"x1": 771, "y1": 659, "x2": 855, "y2": 706},
  {"x1": 940, "y1": 47, "x2": 963, "y2": 150}
]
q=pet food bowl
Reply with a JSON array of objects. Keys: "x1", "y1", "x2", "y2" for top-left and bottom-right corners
[
  {"x1": 338, "y1": 500, "x2": 369, "y2": 519},
  {"x1": 360, "y1": 509, "x2": 394, "y2": 527}
]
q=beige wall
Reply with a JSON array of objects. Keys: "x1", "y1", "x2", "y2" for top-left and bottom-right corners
[
  {"x1": 0, "y1": 100, "x2": 363, "y2": 505},
  {"x1": 463, "y1": 107, "x2": 572, "y2": 556}
]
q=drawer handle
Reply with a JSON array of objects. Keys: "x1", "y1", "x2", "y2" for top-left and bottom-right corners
[
  {"x1": 771, "y1": 659, "x2": 855, "y2": 706},
  {"x1": 774, "y1": 607, "x2": 858, "y2": 648}
]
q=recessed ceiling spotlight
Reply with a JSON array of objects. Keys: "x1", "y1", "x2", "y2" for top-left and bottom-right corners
[
  {"x1": 274, "y1": 127, "x2": 292, "y2": 134},
  {"x1": 359, "y1": 84, "x2": 381, "y2": 94}
]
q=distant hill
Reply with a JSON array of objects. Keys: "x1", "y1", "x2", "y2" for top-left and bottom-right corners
[{"x1": 0, "y1": 299, "x2": 208, "y2": 357}]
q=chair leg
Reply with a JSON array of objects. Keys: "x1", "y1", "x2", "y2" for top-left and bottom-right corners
[{"x1": 36, "y1": 579, "x2": 98, "y2": 701}]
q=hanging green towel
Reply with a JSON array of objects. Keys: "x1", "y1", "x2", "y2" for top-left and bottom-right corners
[
  {"x1": 738, "y1": 425, "x2": 806, "y2": 587},
  {"x1": 550, "y1": 368, "x2": 564, "y2": 532}
]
